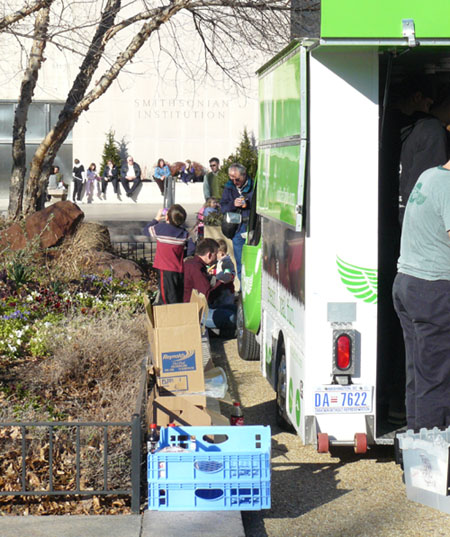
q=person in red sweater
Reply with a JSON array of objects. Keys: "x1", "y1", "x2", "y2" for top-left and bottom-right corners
[
  {"x1": 144, "y1": 204, "x2": 195, "y2": 304},
  {"x1": 183, "y1": 238, "x2": 236, "y2": 336}
]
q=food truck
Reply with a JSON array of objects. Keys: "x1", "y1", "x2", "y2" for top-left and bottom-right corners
[{"x1": 237, "y1": 0, "x2": 450, "y2": 452}]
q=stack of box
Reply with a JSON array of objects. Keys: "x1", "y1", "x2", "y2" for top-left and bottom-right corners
[
  {"x1": 147, "y1": 425, "x2": 271, "y2": 511},
  {"x1": 144, "y1": 293, "x2": 227, "y2": 427}
]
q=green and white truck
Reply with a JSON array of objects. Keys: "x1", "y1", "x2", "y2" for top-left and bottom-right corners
[{"x1": 238, "y1": 0, "x2": 450, "y2": 452}]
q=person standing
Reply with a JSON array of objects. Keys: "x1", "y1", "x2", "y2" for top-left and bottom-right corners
[
  {"x1": 203, "y1": 157, "x2": 221, "y2": 200},
  {"x1": 86, "y1": 163, "x2": 99, "y2": 202},
  {"x1": 102, "y1": 159, "x2": 119, "y2": 198},
  {"x1": 392, "y1": 162, "x2": 450, "y2": 431},
  {"x1": 143, "y1": 204, "x2": 195, "y2": 304},
  {"x1": 220, "y1": 163, "x2": 254, "y2": 283},
  {"x1": 120, "y1": 156, "x2": 142, "y2": 197},
  {"x1": 72, "y1": 159, "x2": 85, "y2": 203}
]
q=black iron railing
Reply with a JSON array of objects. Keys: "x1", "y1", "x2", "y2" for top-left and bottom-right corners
[
  {"x1": 112, "y1": 241, "x2": 155, "y2": 263},
  {"x1": 0, "y1": 360, "x2": 147, "y2": 513}
]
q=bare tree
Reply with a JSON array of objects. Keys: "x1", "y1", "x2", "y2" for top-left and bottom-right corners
[{"x1": 2, "y1": 0, "x2": 303, "y2": 218}]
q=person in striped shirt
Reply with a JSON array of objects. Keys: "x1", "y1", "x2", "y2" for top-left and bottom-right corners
[{"x1": 144, "y1": 204, "x2": 195, "y2": 304}]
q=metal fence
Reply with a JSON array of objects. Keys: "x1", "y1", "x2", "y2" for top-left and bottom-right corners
[
  {"x1": 0, "y1": 360, "x2": 148, "y2": 513},
  {"x1": 112, "y1": 241, "x2": 155, "y2": 263}
]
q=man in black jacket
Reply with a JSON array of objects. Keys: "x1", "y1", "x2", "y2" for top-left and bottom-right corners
[{"x1": 120, "y1": 156, "x2": 142, "y2": 197}]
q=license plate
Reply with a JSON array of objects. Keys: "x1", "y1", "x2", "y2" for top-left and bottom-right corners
[{"x1": 314, "y1": 385, "x2": 372, "y2": 414}]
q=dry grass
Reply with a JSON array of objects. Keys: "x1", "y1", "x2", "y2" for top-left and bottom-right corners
[{"x1": 49, "y1": 222, "x2": 113, "y2": 281}]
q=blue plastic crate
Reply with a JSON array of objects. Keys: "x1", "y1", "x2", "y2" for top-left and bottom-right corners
[
  {"x1": 147, "y1": 480, "x2": 271, "y2": 511},
  {"x1": 147, "y1": 425, "x2": 271, "y2": 484}
]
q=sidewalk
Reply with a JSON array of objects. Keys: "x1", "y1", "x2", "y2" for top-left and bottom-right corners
[{"x1": 0, "y1": 511, "x2": 245, "y2": 537}]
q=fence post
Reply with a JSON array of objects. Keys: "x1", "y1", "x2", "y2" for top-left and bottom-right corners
[{"x1": 131, "y1": 412, "x2": 141, "y2": 513}]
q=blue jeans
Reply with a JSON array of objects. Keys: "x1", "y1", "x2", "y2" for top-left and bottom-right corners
[
  {"x1": 205, "y1": 304, "x2": 237, "y2": 330},
  {"x1": 232, "y1": 223, "x2": 246, "y2": 282}
]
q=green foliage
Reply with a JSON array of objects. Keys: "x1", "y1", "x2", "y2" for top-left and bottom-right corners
[
  {"x1": 99, "y1": 129, "x2": 122, "y2": 176},
  {"x1": 217, "y1": 128, "x2": 258, "y2": 193},
  {"x1": 8, "y1": 261, "x2": 32, "y2": 287}
]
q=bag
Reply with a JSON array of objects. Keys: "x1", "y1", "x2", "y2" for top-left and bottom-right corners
[{"x1": 221, "y1": 211, "x2": 242, "y2": 239}]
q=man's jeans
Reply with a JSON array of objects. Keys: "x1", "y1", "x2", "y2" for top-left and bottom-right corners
[
  {"x1": 205, "y1": 304, "x2": 237, "y2": 330},
  {"x1": 232, "y1": 223, "x2": 246, "y2": 283}
]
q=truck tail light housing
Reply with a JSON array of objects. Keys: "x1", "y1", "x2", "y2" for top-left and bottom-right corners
[{"x1": 332, "y1": 329, "x2": 356, "y2": 378}]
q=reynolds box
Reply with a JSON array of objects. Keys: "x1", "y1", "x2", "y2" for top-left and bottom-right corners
[{"x1": 148, "y1": 302, "x2": 205, "y2": 394}]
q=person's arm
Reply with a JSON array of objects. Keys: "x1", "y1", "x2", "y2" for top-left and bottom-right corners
[
  {"x1": 220, "y1": 187, "x2": 236, "y2": 213},
  {"x1": 185, "y1": 237, "x2": 196, "y2": 257},
  {"x1": 142, "y1": 219, "x2": 159, "y2": 237},
  {"x1": 203, "y1": 174, "x2": 211, "y2": 200},
  {"x1": 154, "y1": 167, "x2": 162, "y2": 179},
  {"x1": 134, "y1": 163, "x2": 141, "y2": 180}
]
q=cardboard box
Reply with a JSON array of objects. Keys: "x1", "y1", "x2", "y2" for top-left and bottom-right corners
[
  {"x1": 145, "y1": 301, "x2": 205, "y2": 394},
  {"x1": 147, "y1": 384, "x2": 229, "y2": 427}
]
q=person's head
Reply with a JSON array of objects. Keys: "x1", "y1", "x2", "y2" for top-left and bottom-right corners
[
  {"x1": 196, "y1": 238, "x2": 219, "y2": 264},
  {"x1": 430, "y1": 94, "x2": 450, "y2": 124},
  {"x1": 53, "y1": 165, "x2": 60, "y2": 173},
  {"x1": 89, "y1": 163, "x2": 96, "y2": 171},
  {"x1": 74, "y1": 158, "x2": 80, "y2": 165},
  {"x1": 167, "y1": 204, "x2": 187, "y2": 227},
  {"x1": 217, "y1": 239, "x2": 228, "y2": 259},
  {"x1": 209, "y1": 157, "x2": 219, "y2": 172},
  {"x1": 394, "y1": 76, "x2": 435, "y2": 115},
  {"x1": 127, "y1": 156, "x2": 134, "y2": 166},
  {"x1": 228, "y1": 163, "x2": 247, "y2": 188},
  {"x1": 157, "y1": 158, "x2": 165, "y2": 168},
  {"x1": 204, "y1": 197, "x2": 218, "y2": 208},
  {"x1": 185, "y1": 159, "x2": 191, "y2": 166},
  {"x1": 107, "y1": 160, "x2": 114, "y2": 167}
]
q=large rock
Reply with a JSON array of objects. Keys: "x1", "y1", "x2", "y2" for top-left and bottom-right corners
[
  {"x1": 87, "y1": 250, "x2": 145, "y2": 281},
  {"x1": 0, "y1": 201, "x2": 83, "y2": 251}
]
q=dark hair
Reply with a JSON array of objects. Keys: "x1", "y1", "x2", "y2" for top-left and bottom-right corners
[
  {"x1": 53, "y1": 165, "x2": 60, "y2": 172},
  {"x1": 74, "y1": 159, "x2": 80, "y2": 164},
  {"x1": 157, "y1": 158, "x2": 165, "y2": 167},
  {"x1": 89, "y1": 163, "x2": 96, "y2": 171},
  {"x1": 209, "y1": 157, "x2": 219, "y2": 166},
  {"x1": 168, "y1": 204, "x2": 187, "y2": 227},
  {"x1": 392, "y1": 75, "x2": 436, "y2": 104},
  {"x1": 196, "y1": 238, "x2": 219, "y2": 256},
  {"x1": 217, "y1": 239, "x2": 228, "y2": 254}
]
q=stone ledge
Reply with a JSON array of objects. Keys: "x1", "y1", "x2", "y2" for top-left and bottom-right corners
[{"x1": 67, "y1": 181, "x2": 204, "y2": 205}]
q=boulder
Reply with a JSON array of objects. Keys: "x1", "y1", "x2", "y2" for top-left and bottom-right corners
[
  {"x1": 0, "y1": 201, "x2": 83, "y2": 251},
  {"x1": 87, "y1": 250, "x2": 144, "y2": 281}
]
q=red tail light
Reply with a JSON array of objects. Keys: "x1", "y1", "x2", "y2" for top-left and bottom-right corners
[{"x1": 336, "y1": 334, "x2": 351, "y2": 370}]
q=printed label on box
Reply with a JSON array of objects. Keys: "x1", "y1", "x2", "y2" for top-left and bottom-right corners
[
  {"x1": 159, "y1": 375, "x2": 189, "y2": 391},
  {"x1": 162, "y1": 350, "x2": 196, "y2": 373}
]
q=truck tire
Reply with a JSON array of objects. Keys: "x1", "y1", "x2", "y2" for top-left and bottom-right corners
[
  {"x1": 276, "y1": 349, "x2": 294, "y2": 431},
  {"x1": 237, "y1": 296, "x2": 260, "y2": 361}
]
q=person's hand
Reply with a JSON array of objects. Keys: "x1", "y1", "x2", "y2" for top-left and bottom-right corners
[
  {"x1": 156, "y1": 208, "x2": 164, "y2": 221},
  {"x1": 234, "y1": 197, "x2": 244, "y2": 207}
]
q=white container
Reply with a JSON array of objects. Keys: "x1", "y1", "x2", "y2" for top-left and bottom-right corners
[{"x1": 397, "y1": 426, "x2": 450, "y2": 514}]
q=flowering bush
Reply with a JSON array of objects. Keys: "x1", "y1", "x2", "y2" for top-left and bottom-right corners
[{"x1": 0, "y1": 272, "x2": 146, "y2": 362}]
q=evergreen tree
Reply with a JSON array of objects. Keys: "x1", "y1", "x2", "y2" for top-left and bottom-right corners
[
  {"x1": 217, "y1": 128, "x2": 258, "y2": 193},
  {"x1": 99, "y1": 129, "x2": 122, "y2": 176}
]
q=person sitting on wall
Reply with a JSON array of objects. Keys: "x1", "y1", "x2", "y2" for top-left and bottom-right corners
[
  {"x1": 153, "y1": 158, "x2": 171, "y2": 196},
  {"x1": 120, "y1": 156, "x2": 142, "y2": 197},
  {"x1": 183, "y1": 238, "x2": 237, "y2": 338},
  {"x1": 180, "y1": 159, "x2": 195, "y2": 185},
  {"x1": 102, "y1": 159, "x2": 119, "y2": 198}
]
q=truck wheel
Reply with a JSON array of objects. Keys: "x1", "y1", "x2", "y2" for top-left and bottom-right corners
[
  {"x1": 237, "y1": 296, "x2": 260, "y2": 361},
  {"x1": 317, "y1": 433, "x2": 329, "y2": 453},
  {"x1": 354, "y1": 433, "x2": 367, "y2": 454},
  {"x1": 276, "y1": 351, "x2": 293, "y2": 431}
]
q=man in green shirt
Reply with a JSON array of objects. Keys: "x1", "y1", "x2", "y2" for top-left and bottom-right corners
[
  {"x1": 393, "y1": 163, "x2": 450, "y2": 431},
  {"x1": 203, "y1": 157, "x2": 221, "y2": 200}
]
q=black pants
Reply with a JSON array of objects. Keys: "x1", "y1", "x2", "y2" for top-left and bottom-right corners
[
  {"x1": 393, "y1": 273, "x2": 450, "y2": 430},
  {"x1": 156, "y1": 269, "x2": 183, "y2": 304},
  {"x1": 120, "y1": 177, "x2": 141, "y2": 195},
  {"x1": 153, "y1": 177, "x2": 165, "y2": 196},
  {"x1": 72, "y1": 178, "x2": 83, "y2": 201}
]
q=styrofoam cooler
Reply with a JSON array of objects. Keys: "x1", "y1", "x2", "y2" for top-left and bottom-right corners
[
  {"x1": 397, "y1": 426, "x2": 450, "y2": 514},
  {"x1": 147, "y1": 425, "x2": 271, "y2": 511}
]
